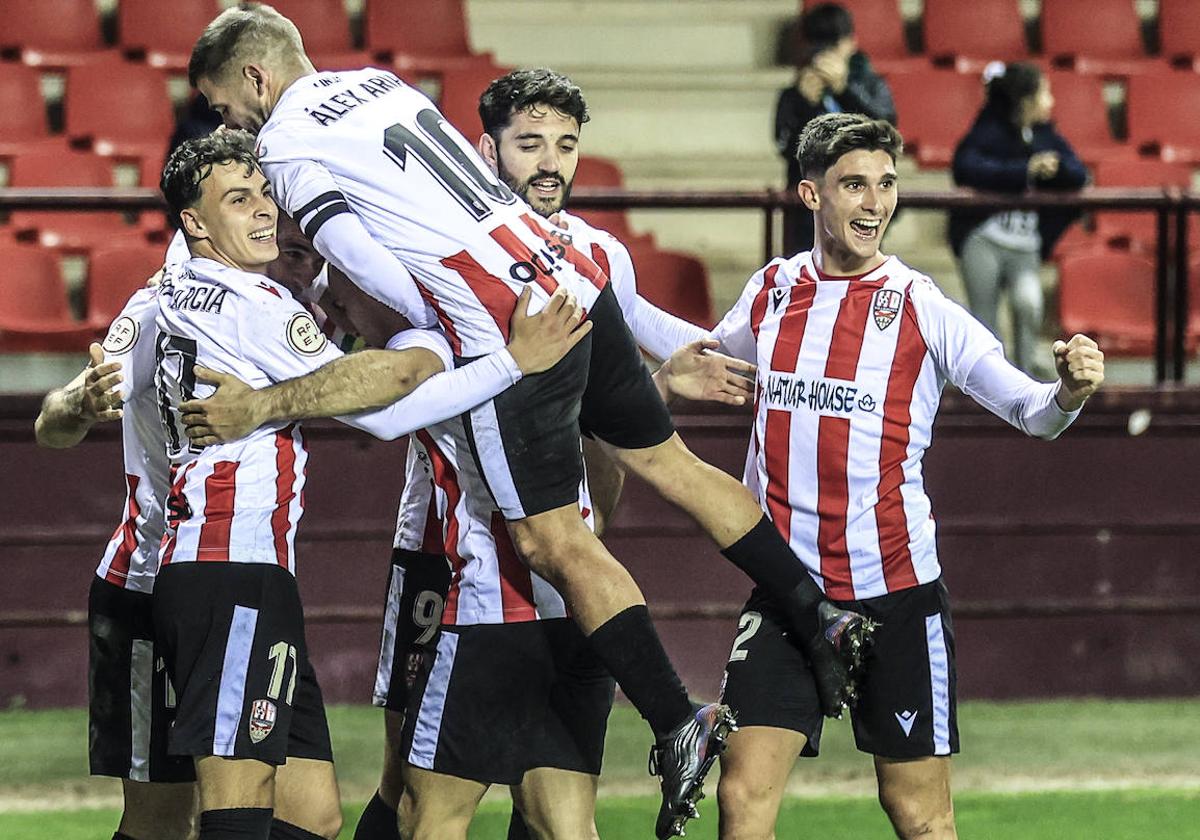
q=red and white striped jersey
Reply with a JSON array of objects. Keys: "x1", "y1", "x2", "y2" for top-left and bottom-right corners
[
  {"x1": 394, "y1": 421, "x2": 594, "y2": 626},
  {"x1": 258, "y1": 69, "x2": 609, "y2": 359},
  {"x1": 94, "y1": 288, "x2": 170, "y2": 594},
  {"x1": 154, "y1": 259, "x2": 340, "y2": 572},
  {"x1": 713, "y1": 251, "x2": 1054, "y2": 601}
]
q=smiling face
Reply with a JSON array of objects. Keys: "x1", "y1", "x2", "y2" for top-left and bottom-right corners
[
  {"x1": 799, "y1": 148, "x2": 897, "y2": 274},
  {"x1": 479, "y1": 103, "x2": 580, "y2": 217},
  {"x1": 180, "y1": 160, "x2": 279, "y2": 274}
]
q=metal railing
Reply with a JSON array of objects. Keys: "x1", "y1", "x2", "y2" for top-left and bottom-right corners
[{"x1": 0, "y1": 185, "x2": 1192, "y2": 381}]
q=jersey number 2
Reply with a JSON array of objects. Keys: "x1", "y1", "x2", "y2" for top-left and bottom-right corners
[{"x1": 382, "y1": 108, "x2": 515, "y2": 221}]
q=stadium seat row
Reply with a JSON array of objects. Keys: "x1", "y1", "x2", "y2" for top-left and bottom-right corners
[
  {"x1": 0, "y1": 0, "x2": 475, "y2": 69},
  {"x1": 808, "y1": 0, "x2": 1200, "y2": 76}
]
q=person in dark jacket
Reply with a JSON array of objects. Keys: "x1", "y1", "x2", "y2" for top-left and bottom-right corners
[
  {"x1": 949, "y1": 62, "x2": 1088, "y2": 375},
  {"x1": 775, "y1": 3, "x2": 896, "y2": 254}
]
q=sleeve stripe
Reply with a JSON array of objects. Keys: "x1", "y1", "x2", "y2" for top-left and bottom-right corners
[
  {"x1": 293, "y1": 190, "x2": 348, "y2": 221},
  {"x1": 302, "y1": 201, "x2": 351, "y2": 240}
]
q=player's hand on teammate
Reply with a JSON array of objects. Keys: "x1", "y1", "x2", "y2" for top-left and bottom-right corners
[
  {"x1": 1053, "y1": 334, "x2": 1104, "y2": 411},
  {"x1": 507, "y1": 285, "x2": 593, "y2": 375},
  {"x1": 78, "y1": 342, "x2": 124, "y2": 423},
  {"x1": 656, "y1": 340, "x2": 756, "y2": 406},
  {"x1": 180, "y1": 367, "x2": 263, "y2": 446}
]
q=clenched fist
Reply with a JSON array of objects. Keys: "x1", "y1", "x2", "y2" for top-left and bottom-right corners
[{"x1": 1053, "y1": 334, "x2": 1104, "y2": 411}]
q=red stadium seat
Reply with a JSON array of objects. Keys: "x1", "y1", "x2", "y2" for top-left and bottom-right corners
[
  {"x1": 268, "y1": 0, "x2": 353, "y2": 54},
  {"x1": 0, "y1": 0, "x2": 108, "y2": 68},
  {"x1": 887, "y1": 70, "x2": 982, "y2": 167},
  {"x1": 801, "y1": 0, "x2": 924, "y2": 74},
  {"x1": 1040, "y1": 0, "x2": 1157, "y2": 76},
  {"x1": 6, "y1": 144, "x2": 147, "y2": 249},
  {"x1": 1160, "y1": 0, "x2": 1200, "y2": 69},
  {"x1": 118, "y1": 0, "x2": 221, "y2": 70},
  {"x1": 1044, "y1": 71, "x2": 1132, "y2": 166},
  {"x1": 923, "y1": 0, "x2": 1029, "y2": 73},
  {"x1": 0, "y1": 244, "x2": 93, "y2": 351},
  {"x1": 1093, "y1": 158, "x2": 1193, "y2": 248},
  {"x1": 0, "y1": 64, "x2": 60, "y2": 158},
  {"x1": 367, "y1": 0, "x2": 475, "y2": 62},
  {"x1": 627, "y1": 247, "x2": 715, "y2": 328},
  {"x1": 86, "y1": 244, "x2": 166, "y2": 329},
  {"x1": 395, "y1": 55, "x2": 512, "y2": 139},
  {"x1": 1126, "y1": 72, "x2": 1200, "y2": 163},
  {"x1": 569, "y1": 157, "x2": 653, "y2": 248},
  {"x1": 1056, "y1": 248, "x2": 1159, "y2": 355},
  {"x1": 65, "y1": 60, "x2": 174, "y2": 162}
]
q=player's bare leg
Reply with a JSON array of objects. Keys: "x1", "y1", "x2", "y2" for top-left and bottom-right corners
[
  {"x1": 194, "y1": 756, "x2": 274, "y2": 836},
  {"x1": 509, "y1": 767, "x2": 600, "y2": 840},
  {"x1": 508, "y1": 507, "x2": 732, "y2": 839},
  {"x1": 118, "y1": 780, "x2": 197, "y2": 840},
  {"x1": 610, "y1": 432, "x2": 875, "y2": 713},
  {"x1": 508, "y1": 504, "x2": 647, "y2": 633},
  {"x1": 379, "y1": 709, "x2": 407, "y2": 811},
  {"x1": 716, "y1": 726, "x2": 807, "y2": 840},
  {"x1": 351, "y1": 710, "x2": 405, "y2": 839},
  {"x1": 275, "y1": 757, "x2": 344, "y2": 839},
  {"x1": 398, "y1": 765, "x2": 488, "y2": 840},
  {"x1": 874, "y1": 756, "x2": 956, "y2": 840}
]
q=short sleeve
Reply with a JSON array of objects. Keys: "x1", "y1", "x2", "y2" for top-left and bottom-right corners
[
  {"x1": 709, "y1": 261, "x2": 782, "y2": 365},
  {"x1": 100, "y1": 288, "x2": 158, "y2": 401},
  {"x1": 235, "y1": 288, "x2": 345, "y2": 383}
]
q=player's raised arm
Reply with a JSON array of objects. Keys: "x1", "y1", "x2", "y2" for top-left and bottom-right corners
[
  {"x1": 34, "y1": 343, "x2": 124, "y2": 448},
  {"x1": 924, "y1": 288, "x2": 1105, "y2": 438},
  {"x1": 181, "y1": 285, "x2": 591, "y2": 444}
]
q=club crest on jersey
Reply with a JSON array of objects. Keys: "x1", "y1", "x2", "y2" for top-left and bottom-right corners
[
  {"x1": 248, "y1": 699, "x2": 277, "y2": 743},
  {"x1": 872, "y1": 288, "x2": 903, "y2": 331},
  {"x1": 101, "y1": 316, "x2": 139, "y2": 355},
  {"x1": 287, "y1": 312, "x2": 327, "y2": 356}
]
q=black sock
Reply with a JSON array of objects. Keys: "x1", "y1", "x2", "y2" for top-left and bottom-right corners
[
  {"x1": 199, "y1": 808, "x2": 274, "y2": 840},
  {"x1": 722, "y1": 515, "x2": 824, "y2": 636},
  {"x1": 113, "y1": 833, "x2": 137, "y2": 840},
  {"x1": 271, "y1": 819, "x2": 326, "y2": 840},
  {"x1": 588, "y1": 605, "x2": 692, "y2": 739},
  {"x1": 507, "y1": 807, "x2": 531, "y2": 840},
  {"x1": 353, "y1": 791, "x2": 400, "y2": 840}
]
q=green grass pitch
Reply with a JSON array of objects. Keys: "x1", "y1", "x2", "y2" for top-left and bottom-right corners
[{"x1": 2, "y1": 700, "x2": 1198, "y2": 838}]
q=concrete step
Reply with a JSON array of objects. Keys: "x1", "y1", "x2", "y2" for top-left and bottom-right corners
[{"x1": 467, "y1": 0, "x2": 796, "y2": 71}]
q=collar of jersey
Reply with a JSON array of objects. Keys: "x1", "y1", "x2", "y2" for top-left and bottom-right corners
[{"x1": 809, "y1": 254, "x2": 894, "y2": 283}]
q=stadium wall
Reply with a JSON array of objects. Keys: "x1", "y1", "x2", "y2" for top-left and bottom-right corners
[{"x1": 2, "y1": 390, "x2": 1198, "y2": 709}]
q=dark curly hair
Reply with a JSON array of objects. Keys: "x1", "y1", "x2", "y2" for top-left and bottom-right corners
[
  {"x1": 160, "y1": 129, "x2": 259, "y2": 231},
  {"x1": 478, "y1": 68, "x2": 590, "y2": 138},
  {"x1": 797, "y1": 112, "x2": 903, "y2": 179}
]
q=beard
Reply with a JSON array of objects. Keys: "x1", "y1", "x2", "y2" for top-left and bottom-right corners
[{"x1": 498, "y1": 162, "x2": 574, "y2": 217}]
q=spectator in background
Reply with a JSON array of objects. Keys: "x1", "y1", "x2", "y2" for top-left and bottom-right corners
[
  {"x1": 949, "y1": 62, "x2": 1087, "y2": 377},
  {"x1": 775, "y1": 2, "x2": 896, "y2": 254}
]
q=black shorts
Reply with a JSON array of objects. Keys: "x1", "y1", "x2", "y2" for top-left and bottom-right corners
[
  {"x1": 88, "y1": 576, "x2": 195, "y2": 783},
  {"x1": 152, "y1": 563, "x2": 333, "y2": 765},
  {"x1": 460, "y1": 282, "x2": 675, "y2": 519},
  {"x1": 720, "y1": 578, "x2": 959, "y2": 760},
  {"x1": 400, "y1": 618, "x2": 615, "y2": 785},
  {"x1": 373, "y1": 549, "x2": 453, "y2": 712}
]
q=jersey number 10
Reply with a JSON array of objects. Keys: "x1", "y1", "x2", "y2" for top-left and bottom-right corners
[{"x1": 383, "y1": 108, "x2": 516, "y2": 221}]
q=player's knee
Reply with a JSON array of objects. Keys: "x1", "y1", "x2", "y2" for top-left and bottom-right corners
[
  {"x1": 879, "y1": 789, "x2": 954, "y2": 839},
  {"x1": 717, "y1": 772, "x2": 775, "y2": 836},
  {"x1": 398, "y1": 787, "x2": 470, "y2": 840},
  {"x1": 508, "y1": 519, "x2": 588, "y2": 582}
]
